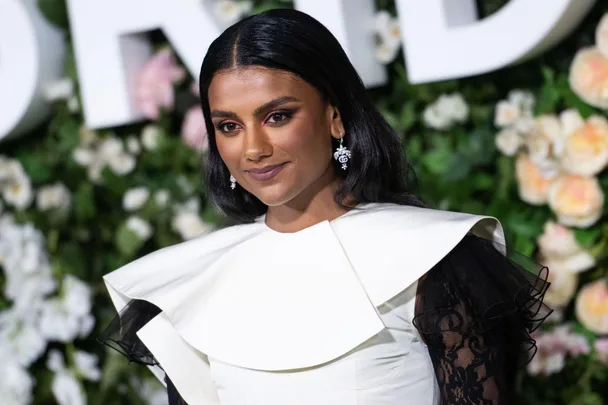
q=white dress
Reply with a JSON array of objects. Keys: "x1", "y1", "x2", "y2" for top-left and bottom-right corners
[{"x1": 100, "y1": 203, "x2": 550, "y2": 405}]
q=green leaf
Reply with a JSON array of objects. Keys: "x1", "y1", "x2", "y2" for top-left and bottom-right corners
[
  {"x1": 74, "y1": 183, "x2": 96, "y2": 220},
  {"x1": 574, "y1": 227, "x2": 602, "y2": 248},
  {"x1": 115, "y1": 224, "x2": 144, "y2": 258},
  {"x1": 421, "y1": 149, "x2": 452, "y2": 175},
  {"x1": 37, "y1": 0, "x2": 69, "y2": 30}
]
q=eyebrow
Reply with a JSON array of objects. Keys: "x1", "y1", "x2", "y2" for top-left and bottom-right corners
[{"x1": 210, "y1": 96, "x2": 300, "y2": 120}]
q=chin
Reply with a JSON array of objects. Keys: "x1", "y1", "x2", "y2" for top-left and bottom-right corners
[{"x1": 251, "y1": 184, "x2": 300, "y2": 208}]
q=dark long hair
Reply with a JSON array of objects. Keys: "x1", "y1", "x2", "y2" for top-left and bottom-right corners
[{"x1": 199, "y1": 8, "x2": 425, "y2": 223}]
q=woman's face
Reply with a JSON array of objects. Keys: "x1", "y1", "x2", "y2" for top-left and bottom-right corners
[{"x1": 208, "y1": 66, "x2": 344, "y2": 208}]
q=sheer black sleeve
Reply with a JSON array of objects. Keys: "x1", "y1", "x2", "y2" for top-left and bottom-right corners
[
  {"x1": 413, "y1": 233, "x2": 553, "y2": 405},
  {"x1": 97, "y1": 300, "x2": 190, "y2": 405}
]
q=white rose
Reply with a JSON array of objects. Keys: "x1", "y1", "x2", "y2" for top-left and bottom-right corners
[
  {"x1": 507, "y1": 90, "x2": 535, "y2": 114},
  {"x1": 374, "y1": 10, "x2": 401, "y2": 49},
  {"x1": 171, "y1": 211, "x2": 211, "y2": 240},
  {"x1": 47, "y1": 350, "x2": 65, "y2": 372},
  {"x1": 422, "y1": 104, "x2": 451, "y2": 130},
  {"x1": 0, "y1": 361, "x2": 34, "y2": 405},
  {"x1": 2, "y1": 174, "x2": 33, "y2": 210},
  {"x1": 43, "y1": 77, "x2": 74, "y2": 101},
  {"x1": 37, "y1": 183, "x2": 72, "y2": 212},
  {"x1": 374, "y1": 40, "x2": 400, "y2": 64},
  {"x1": 213, "y1": 0, "x2": 249, "y2": 25},
  {"x1": 495, "y1": 129, "x2": 523, "y2": 156},
  {"x1": 126, "y1": 216, "x2": 153, "y2": 241},
  {"x1": 494, "y1": 100, "x2": 520, "y2": 128},
  {"x1": 123, "y1": 187, "x2": 150, "y2": 211},
  {"x1": 11, "y1": 322, "x2": 47, "y2": 367},
  {"x1": 62, "y1": 275, "x2": 92, "y2": 318},
  {"x1": 73, "y1": 351, "x2": 101, "y2": 382},
  {"x1": 78, "y1": 314, "x2": 95, "y2": 338},
  {"x1": 524, "y1": 132, "x2": 552, "y2": 164},
  {"x1": 436, "y1": 93, "x2": 469, "y2": 123},
  {"x1": 107, "y1": 152, "x2": 136, "y2": 175},
  {"x1": 98, "y1": 136, "x2": 124, "y2": 160},
  {"x1": 154, "y1": 189, "x2": 170, "y2": 208},
  {"x1": 38, "y1": 299, "x2": 80, "y2": 343},
  {"x1": 513, "y1": 115, "x2": 537, "y2": 135},
  {"x1": 72, "y1": 147, "x2": 96, "y2": 167},
  {"x1": 67, "y1": 96, "x2": 80, "y2": 113},
  {"x1": 126, "y1": 136, "x2": 141, "y2": 154},
  {"x1": 78, "y1": 127, "x2": 98, "y2": 145},
  {"x1": 141, "y1": 125, "x2": 162, "y2": 151},
  {"x1": 51, "y1": 371, "x2": 86, "y2": 405}
]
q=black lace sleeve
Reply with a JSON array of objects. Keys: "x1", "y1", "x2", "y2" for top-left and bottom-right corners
[
  {"x1": 97, "y1": 300, "x2": 190, "y2": 405},
  {"x1": 413, "y1": 233, "x2": 553, "y2": 405}
]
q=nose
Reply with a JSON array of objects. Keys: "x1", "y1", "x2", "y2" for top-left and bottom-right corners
[{"x1": 243, "y1": 126, "x2": 272, "y2": 162}]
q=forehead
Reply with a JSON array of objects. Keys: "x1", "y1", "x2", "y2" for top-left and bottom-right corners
[{"x1": 208, "y1": 67, "x2": 318, "y2": 109}]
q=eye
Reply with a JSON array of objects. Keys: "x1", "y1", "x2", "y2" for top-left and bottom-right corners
[
  {"x1": 266, "y1": 111, "x2": 293, "y2": 125},
  {"x1": 217, "y1": 121, "x2": 240, "y2": 134}
]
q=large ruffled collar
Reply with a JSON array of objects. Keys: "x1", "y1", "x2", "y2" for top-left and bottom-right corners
[{"x1": 103, "y1": 203, "x2": 504, "y2": 402}]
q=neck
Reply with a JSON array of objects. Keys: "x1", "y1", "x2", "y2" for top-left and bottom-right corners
[{"x1": 264, "y1": 167, "x2": 355, "y2": 233}]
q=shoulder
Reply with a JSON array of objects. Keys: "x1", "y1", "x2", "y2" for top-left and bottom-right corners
[{"x1": 102, "y1": 220, "x2": 266, "y2": 307}]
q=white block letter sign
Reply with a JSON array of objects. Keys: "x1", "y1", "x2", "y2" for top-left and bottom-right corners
[
  {"x1": 0, "y1": 0, "x2": 65, "y2": 141},
  {"x1": 293, "y1": 0, "x2": 387, "y2": 87},
  {"x1": 65, "y1": 0, "x2": 222, "y2": 129},
  {"x1": 396, "y1": 0, "x2": 596, "y2": 84}
]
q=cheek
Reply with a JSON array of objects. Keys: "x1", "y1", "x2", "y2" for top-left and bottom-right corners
[{"x1": 280, "y1": 119, "x2": 332, "y2": 159}]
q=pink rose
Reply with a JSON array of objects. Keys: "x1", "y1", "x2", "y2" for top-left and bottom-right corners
[
  {"x1": 135, "y1": 48, "x2": 186, "y2": 120},
  {"x1": 181, "y1": 106, "x2": 208, "y2": 152}
]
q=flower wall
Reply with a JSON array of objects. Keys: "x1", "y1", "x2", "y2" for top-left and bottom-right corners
[{"x1": 0, "y1": 1, "x2": 607, "y2": 404}]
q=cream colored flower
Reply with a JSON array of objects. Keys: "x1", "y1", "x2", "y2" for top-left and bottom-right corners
[
  {"x1": 72, "y1": 147, "x2": 96, "y2": 167},
  {"x1": 569, "y1": 47, "x2": 608, "y2": 109},
  {"x1": 2, "y1": 174, "x2": 33, "y2": 210},
  {"x1": 515, "y1": 154, "x2": 553, "y2": 205},
  {"x1": 596, "y1": 13, "x2": 608, "y2": 58},
  {"x1": 525, "y1": 133, "x2": 552, "y2": 164},
  {"x1": 495, "y1": 129, "x2": 523, "y2": 156},
  {"x1": 123, "y1": 187, "x2": 150, "y2": 211},
  {"x1": 575, "y1": 279, "x2": 608, "y2": 334},
  {"x1": 374, "y1": 10, "x2": 401, "y2": 49},
  {"x1": 508, "y1": 90, "x2": 535, "y2": 113},
  {"x1": 36, "y1": 183, "x2": 72, "y2": 212},
  {"x1": 560, "y1": 115, "x2": 608, "y2": 176},
  {"x1": 107, "y1": 153, "x2": 136, "y2": 176},
  {"x1": 537, "y1": 221, "x2": 596, "y2": 274},
  {"x1": 538, "y1": 220, "x2": 584, "y2": 258},
  {"x1": 542, "y1": 263, "x2": 579, "y2": 308},
  {"x1": 548, "y1": 175, "x2": 604, "y2": 228},
  {"x1": 141, "y1": 125, "x2": 161, "y2": 151},
  {"x1": 494, "y1": 100, "x2": 521, "y2": 128},
  {"x1": 126, "y1": 216, "x2": 153, "y2": 241},
  {"x1": 374, "y1": 40, "x2": 400, "y2": 64},
  {"x1": 78, "y1": 127, "x2": 98, "y2": 146},
  {"x1": 171, "y1": 211, "x2": 211, "y2": 240}
]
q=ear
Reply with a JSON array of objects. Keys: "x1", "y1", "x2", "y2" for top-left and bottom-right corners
[{"x1": 326, "y1": 104, "x2": 345, "y2": 140}]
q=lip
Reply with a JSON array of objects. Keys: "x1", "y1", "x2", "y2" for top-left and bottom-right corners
[{"x1": 246, "y1": 163, "x2": 288, "y2": 182}]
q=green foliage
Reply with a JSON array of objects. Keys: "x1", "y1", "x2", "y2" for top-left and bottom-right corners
[{"x1": 1, "y1": 1, "x2": 607, "y2": 404}]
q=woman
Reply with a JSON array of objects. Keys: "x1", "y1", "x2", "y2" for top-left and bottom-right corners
[{"x1": 99, "y1": 9, "x2": 552, "y2": 405}]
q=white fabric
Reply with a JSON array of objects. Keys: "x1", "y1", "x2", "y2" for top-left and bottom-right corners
[{"x1": 103, "y1": 203, "x2": 505, "y2": 405}]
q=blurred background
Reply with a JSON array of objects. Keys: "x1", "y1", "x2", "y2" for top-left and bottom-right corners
[{"x1": 0, "y1": 0, "x2": 607, "y2": 404}]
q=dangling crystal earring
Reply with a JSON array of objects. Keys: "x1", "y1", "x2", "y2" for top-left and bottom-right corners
[
  {"x1": 229, "y1": 174, "x2": 236, "y2": 190},
  {"x1": 333, "y1": 136, "x2": 351, "y2": 170}
]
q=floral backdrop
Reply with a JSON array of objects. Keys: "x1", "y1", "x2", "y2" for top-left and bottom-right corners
[{"x1": 0, "y1": 0, "x2": 607, "y2": 404}]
